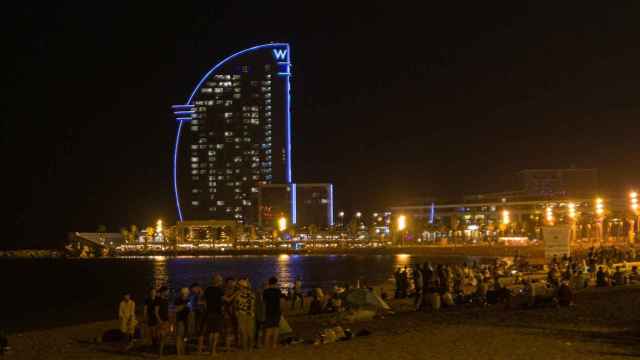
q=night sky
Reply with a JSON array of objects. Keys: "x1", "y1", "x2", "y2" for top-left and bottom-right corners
[{"x1": 4, "y1": 2, "x2": 640, "y2": 248}]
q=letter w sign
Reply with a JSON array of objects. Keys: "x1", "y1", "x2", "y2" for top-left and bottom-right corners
[{"x1": 272, "y1": 49, "x2": 288, "y2": 61}]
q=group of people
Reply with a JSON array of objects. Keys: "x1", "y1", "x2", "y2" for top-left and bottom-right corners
[
  {"x1": 119, "y1": 275, "x2": 284, "y2": 357},
  {"x1": 395, "y1": 261, "x2": 511, "y2": 311}
]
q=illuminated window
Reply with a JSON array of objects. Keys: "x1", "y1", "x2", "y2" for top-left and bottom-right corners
[
  {"x1": 233, "y1": 94, "x2": 241, "y2": 99},
  {"x1": 251, "y1": 187, "x2": 258, "y2": 193},
  {"x1": 224, "y1": 131, "x2": 233, "y2": 137},
  {"x1": 191, "y1": 126, "x2": 199, "y2": 131},
  {"x1": 214, "y1": 88, "x2": 223, "y2": 93},
  {"x1": 192, "y1": 201, "x2": 199, "y2": 206},
  {"x1": 224, "y1": 112, "x2": 233, "y2": 118},
  {"x1": 216, "y1": 201, "x2": 225, "y2": 206},
  {"x1": 191, "y1": 157, "x2": 199, "y2": 162},
  {"x1": 201, "y1": 88, "x2": 213, "y2": 93}
]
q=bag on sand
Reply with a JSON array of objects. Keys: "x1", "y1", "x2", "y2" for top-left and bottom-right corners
[
  {"x1": 430, "y1": 293, "x2": 441, "y2": 311},
  {"x1": 102, "y1": 329, "x2": 125, "y2": 343},
  {"x1": 279, "y1": 316, "x2": 292, "y2": 335}
]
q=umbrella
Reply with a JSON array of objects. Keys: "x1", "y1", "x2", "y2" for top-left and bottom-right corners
[{"x1": 345, "y1": 289, "x2": 390, "y2": 310}]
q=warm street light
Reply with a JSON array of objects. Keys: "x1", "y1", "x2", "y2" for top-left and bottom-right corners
[
  {"x1": 338, "y1": 211, "x2": 345, "y2": 218},
  {"x1": 595, "y1": 197, "x2": 604, "y2": 216},
  {"x1": 501, "y1": 210, "x2": 510, "y2": 225},
  {"x1": 355, "y1": 212, "x2": 362, "y2": 218},
  {"x1": 397, "y1": 215, "x2": 406, "y2": 231},
  {"x1": 630, "y1": 191, "x2": 638, "y2": 213},
  {"x1": 156, "y1": 219, "x2": 163, "y2": 234},
  {"x1": 568, "y1": 202, "x2": 577, "y2": 219},
  {"x1": 545, "y1": 206, "x2": 554, "y2": 225},
  {"x1": 278, "y1": 216, "x2": 287, "y2": 232}
]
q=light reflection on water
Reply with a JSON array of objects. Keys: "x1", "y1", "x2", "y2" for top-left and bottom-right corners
[{"x1": 1, "y1": 254, "x2": 486, "y2": 332}]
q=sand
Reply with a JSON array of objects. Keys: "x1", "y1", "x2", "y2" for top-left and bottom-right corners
[{"x1": 7, "y1": 285, "x2": 640, "y2": 360}]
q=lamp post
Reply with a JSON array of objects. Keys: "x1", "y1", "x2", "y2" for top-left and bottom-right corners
[
  {"x1": 567, "y1": 202, "x2": 577, "y2": 246},
  {"x1": 397, "y1": 215, "x2": 406, "y2": 247},
  {"x1": 595, "y1": 197, "x2": 604, "y2": 245},
  {"x1": 630, "y1": 191, "x2": 638, "y2": 244}
]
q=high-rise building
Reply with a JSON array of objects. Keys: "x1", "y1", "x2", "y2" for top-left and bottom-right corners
[
  {"x1": 295, "y1": 183, "x2": 334, "y2": 227},
  {"x1": 172, "y1": 43, "x2": 293, "y2": 224}
]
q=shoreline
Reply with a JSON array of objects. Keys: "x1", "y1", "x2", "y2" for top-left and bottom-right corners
[
  {"x1": 7, "y1": 285, "x2": 640, "y2": 359},
  {"x1": 1, "y1": 245, "x2": 544, "y2": 259}
]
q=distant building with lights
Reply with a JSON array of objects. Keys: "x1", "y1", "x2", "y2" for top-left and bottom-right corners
[
  {"x1": 258, "y1": 183, "x2": 334, "y2": 228},
  {"x1": 172, "y1": 43, "x2": 293, "y2": 224}
]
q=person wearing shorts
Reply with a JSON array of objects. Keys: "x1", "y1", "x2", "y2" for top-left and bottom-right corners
[
  {"x1": 199, "y1": 275, "x2": 225, "y2": 356},
  {"x1": 263, "y1": 277, "x2": 281, "y2": 349}
]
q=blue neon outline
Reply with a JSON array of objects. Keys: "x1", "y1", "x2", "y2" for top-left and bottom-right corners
[
  {"x1": 174, "y1": 110, "x2": 195, "y2": 115},
  {"x1": 291, "y1": 183, "x2": 297, "y2": 224},
  {"x1": 173, "y1": 120, "x2": 185, "y2": 221},
  {"x1": 173, "y1": 43, "x2": 291, "y2": 222},
  {"x1": 328, "y1": 184, "x2": 334, "y2": 226},
  {"x1": 429, "y1": 202, "x2": 435, "y2": 224},
  {"x1": 176, "y1": 117, "x2": 194, "y2": 122},
  {"x1": 172, "y1": 104, "x2": 194, "y2": 108}
]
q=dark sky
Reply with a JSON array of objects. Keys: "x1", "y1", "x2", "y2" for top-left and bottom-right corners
[{"x1": 4, "y1": 2, "x2": 640, "y2": 248}]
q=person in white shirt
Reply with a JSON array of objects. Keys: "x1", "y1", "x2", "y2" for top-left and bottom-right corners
[{"x1": 119, "y1": 293, "x2": 137, "y2": 346}]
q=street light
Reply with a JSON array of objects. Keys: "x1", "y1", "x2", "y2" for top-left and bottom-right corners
[
  {"x1": 278, "y1": 216, "x2": 287, "y2": 232},
  {"x1": 545, "y1": 205, "x2": 554, "y2": 225},
  {"x1": 355, "y1": 212, "x2": 362, "y2": 218},
  {"x1": 568, "y1": 202, "x2": 577, "y2": 220},
  {"x1": 397, "y1": 215, "x2": 407, "y2": 247},
  {"x1": 501, "y1": 210, "x2": 510, "y2": 225},
  {"x1": 156, "y1": 219, "x2": 163, "y2": 234},
  {"x1": 595, "y1": 197, "x2": 604, "y2": 216},
  {"x1": 397, "y1": 215, "x2": 407, "y2": 231},
  {"x1": 630, "y1": 191, "x2": 638, "y2": 212}
]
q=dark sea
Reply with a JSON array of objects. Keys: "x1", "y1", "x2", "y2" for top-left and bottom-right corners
[{"x1": 0, "y1": 254, "x2": 481, "y2": 333}]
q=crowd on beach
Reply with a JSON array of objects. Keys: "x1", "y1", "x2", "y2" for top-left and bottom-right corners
[
  {"x1": 118, "y1": 275, "x2": 286, "y2": 357},
  {"x1": 393, "y1": 245, "x2": 640, "y2": 312},
  {"x1": 110, "y1": 245, "x2": 640, "y2": 357}
]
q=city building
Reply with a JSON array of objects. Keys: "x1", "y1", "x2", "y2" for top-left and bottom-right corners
[
  {"x1": 295, "y1": 183, "x2": 334, "y2": 227},
  {"x1": 519, "y1": 168, "x2": 598, "y2": 197},
  {"x1": 258, "y1": 183, "x2": 292, "y2": 227},
  {"x1": 258, "y1": 183, "x2": 335, "y2": 228},
  {"x1": 172, "y1": 43, "x2": 293, "y2": 224}
]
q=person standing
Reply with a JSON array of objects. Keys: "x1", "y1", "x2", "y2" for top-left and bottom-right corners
[
  {"x1": 143, "y1": 288, "x2": 158, "y2": 347},
  {"x1": 154, "y1": 286, "x2": 170, "y2": 357},
  {"x1": 199, "y1": 275, "x2": 225, "y2": 356},
  {"x1": 413, "y1": 265, "x2": 424, "y2": 311},
  {"x1": 234, "y1": 279, "x2": 256, "y2": 351},
  {"x1": 188, "y1": 283, "x2": 204, "y2": 339},
  {"x1": 174, "y1": 287, "x2": 191, "y2": 357},
  {"x1": 223, "y1": 278, "x2": 238, "y2": 352},
  {"x1": 118, "y1": 293, "x2": 136, "y2": 348},
  {"x1": 291, "y1": 276, "x2": 304, "y2": 311},
  {"x1": 263, "y1": 277, "x2": 281, "y2": 349}
]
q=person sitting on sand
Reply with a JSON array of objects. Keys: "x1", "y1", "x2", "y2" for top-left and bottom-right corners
[
  {"x1": 596, "y1": 267, "x2": 608, "y2": 287},
  {"x1": 557, "y1": 280, "x2": 574, "y2": 307},
  {"x1": 309, "y1": 288, "x2": 325, "y2": 315},
  {"x1": 613, "y1": 266, "x2": 626, "y2": 286},
  {"x1": 118, "y1": 293, "x2": 136, "y2": 348},
  {"x1": 291, "y1": 276, "x2": 304, "y2": 311}
]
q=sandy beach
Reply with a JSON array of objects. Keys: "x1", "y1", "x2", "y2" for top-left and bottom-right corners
[{"x1": 7, "y1": 283, "x2": 640, "y2": 360}]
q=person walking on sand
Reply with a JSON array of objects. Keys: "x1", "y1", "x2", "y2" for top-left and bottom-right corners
[
  {"x1": 199, "y1": 275, "x2": 225, "y2": 356},
  {"x1": 143, "y1": 288, "x2": 159, "y2": 347},
  {"x1": 291, "y1": 276, "x2": 304, "y2": 310},
  {"x1": 235, "y1": 279, "x2": 256, "y2": 351},
  {"x1": 154, "y1": 286, "x2": 171, "y2": 357},
  {"x1": 118, "y1": 293, "x2": 136, "y2": 348},
  {"x1": 263, "y1": 277, "x2": 282, "y2": 349},
  {"x1": 174, "y1": 287, "x2": 191, "y2": 357}
]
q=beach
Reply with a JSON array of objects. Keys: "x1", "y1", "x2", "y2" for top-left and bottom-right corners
[{"x1": 7, "y1": 284, "x2": 640, "y2": 360}]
